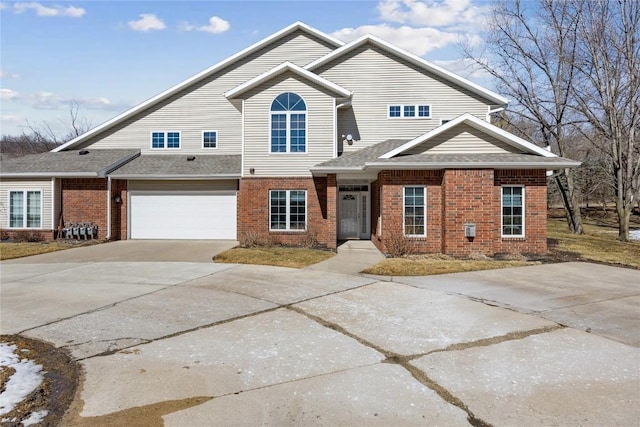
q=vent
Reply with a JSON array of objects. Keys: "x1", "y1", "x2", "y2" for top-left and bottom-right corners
[
  {"x1": 187, "y1": 156, "x2": 196, "y2": 161},
  {"x1": 79, "y1": 150, "x2": 89, "y2": 155}
]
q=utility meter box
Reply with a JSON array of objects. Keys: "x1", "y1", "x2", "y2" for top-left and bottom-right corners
[{"x1": 464, "y1": 223, "x2": 476, "y2": 238}]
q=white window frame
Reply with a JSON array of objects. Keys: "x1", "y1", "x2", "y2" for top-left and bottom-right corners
[
  {"x1": 202, "y1": 130, "x2": 218, "y2": 149},
  {"x1": 150, "y1": 131, "x2": 181, "y2": 150},
  {"x1": 269, "y1": 190, "x2": 307, "y2": 232},
  {"x1": 403, "y1": 186, "x2": 426, "y2": 237},
  {"x1": 388, "y1": 104, "x2": 432, "y2": 119},
  {"x1": 269, "y1": 93, "x2": 307, "y2": 154},
  {"x1": 8, "y1": 189, "x2": 43, "y2": 229},
  {"x1": 501, "y1": 185, "x2": 525, "y2": 238}
]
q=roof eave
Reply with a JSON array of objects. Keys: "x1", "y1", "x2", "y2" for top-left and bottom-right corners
[
  {"x1": 110, "y1": 174, "x2": 241, "y2": 180},
  {"x1": 365, "y1": 161, "x2": 581, "y2": 170},
  {"x1": 0, "y1": 172, "x2": 99, "y2": 178}
]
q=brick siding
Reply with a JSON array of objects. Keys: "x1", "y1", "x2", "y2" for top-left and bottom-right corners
[{"x1": 238, "y1": 176, "x2": 337, "y2": 249}]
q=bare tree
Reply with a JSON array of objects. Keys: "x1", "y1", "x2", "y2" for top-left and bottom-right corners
[
  {"x1": 571, "y1": 0, "x2": 640, "y2": 241},
  {"x1": 463, "y1": 0, "x2": 584, "y2": 233}
]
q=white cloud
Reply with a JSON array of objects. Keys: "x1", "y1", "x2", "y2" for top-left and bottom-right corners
[
  {"x1": 13, "y1": 2, "x2": 86, "y2": 18},
  {"x1": 0, "y1": 2, "x2": 7, "y2": 10},
  {"x1": 378, "y1": 0, "x2": 485, "y2": 27},
  {"x1": 180, "y1": 15, "x2": 230, "y2": 34},
  {"x1": 0, "y1": 88, "x2": 20, "y2": 100},
  {"x1": 1, "y1": 68, "x2": 20, "y2": 79},
  {"x1": 127, "y1": 13, "x2": 166, "y2": 32},
  {"x1": 1, "y1": 114, "x2": 24, "y2": 123},
  {"x1": 331, "y1": 24, "x2": 462, "y2": 56}
]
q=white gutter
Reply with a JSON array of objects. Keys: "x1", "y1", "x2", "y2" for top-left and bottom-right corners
[
  {"x1": 110, "y1": 174, "x2": 242, "y2": 180},
  {"x1": 106, "y1": 176, "x2": 111, "y2": 240},
  {"x1": 486, "y1": 105, "x2": 506, "y2": 122},
  {"x1": 364, "y1": 161, "x2": 581, "y2": 170}
]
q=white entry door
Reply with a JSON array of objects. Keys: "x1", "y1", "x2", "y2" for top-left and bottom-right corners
[{"x1": 339, "y1": 193, "x2": 359, "y2": 239}]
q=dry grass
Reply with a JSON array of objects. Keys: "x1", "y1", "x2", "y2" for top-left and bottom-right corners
[
  {"x1": 547, "y1": 217, "x2": 640, "y2": 269},
  {"x1": 214, "y1": 246, "x2": 334, "y2": 269},
  {"x1": 0, "y1": 241, "x2": 82, "y2": 260},
  {"x1": 362, "y1": 255, "x2": 534, "y2": 276}
]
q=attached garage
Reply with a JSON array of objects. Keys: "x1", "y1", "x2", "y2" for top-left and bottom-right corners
[{"x1": 128, "y1": 180, "x2": 237, "y2": 240}]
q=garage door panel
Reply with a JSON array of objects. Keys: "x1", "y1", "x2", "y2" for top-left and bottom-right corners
[{"x1": 130, "y1": 193, "x2": 236, "y2": 240}]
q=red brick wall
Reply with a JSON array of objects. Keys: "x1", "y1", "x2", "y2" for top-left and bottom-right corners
[
  {"x1": 110, "y1": 179, "x2": 128, "y2": 240},
  {"x1": 372, "y1": 169, "x2": 548, "y2": 256},
  {"x1": 237, "y1": 176, "x2": 337, "y2": 249},
  {"x1": 61, "y1": 178, "x2": 108, "y2": 239}
]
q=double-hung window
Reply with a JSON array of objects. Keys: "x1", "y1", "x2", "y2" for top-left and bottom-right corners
[
  {"x1": 202, "y1": 131, "x2": 217, "y2": 148},
  {"x1": 151, "y1": 131, "x2": 180, "y2": 149},
  {"x1": 404, "y1": 186, "x2": 426, "y2": 236},
  {"x1": 9, "y1": 190, "x2": 42, "y2": 228},
  {"x1": 502, "y1": 186, "x2": 525, "y2": 237},
  {"x1": 270, "y1": 92, "x2": 306, "y2": 153},
  {"x1": 269, "y1": 190, "x2": 306, "y2": 231}
]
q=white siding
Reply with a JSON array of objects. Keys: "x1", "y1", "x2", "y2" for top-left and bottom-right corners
[
  {"x1": 0, "y1": 178, "x2": 53, "y2": 229},
  {"x1": 128, "y1": 180, "x2": 237, "y2": 192},
  {"x1": 78, "y1": 31, "x2": 336, "y2": 155},
  {"x1": 316, "y1": 45, "x2": 494, "y2": 153},
  {"x1": 242, "y1": 73, "x2": 336, "y2": 176},
  {"x1": 406, "y1": 124, "x2": 523, "y2": 155}
]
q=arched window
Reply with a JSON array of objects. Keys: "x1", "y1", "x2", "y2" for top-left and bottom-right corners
[{"x1": 270, "y1": 92, "x2": 306, "y2": 153}]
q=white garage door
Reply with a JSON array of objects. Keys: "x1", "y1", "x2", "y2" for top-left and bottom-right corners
[{"x1": 130, "y1": 192, "x2": 237, "y2": 239}]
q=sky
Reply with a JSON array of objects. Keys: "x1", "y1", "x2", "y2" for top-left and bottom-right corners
[{"x1": 0, "y1": 0, "x2": 494, "y2": 137}]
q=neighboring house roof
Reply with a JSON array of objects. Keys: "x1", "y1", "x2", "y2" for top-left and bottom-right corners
[
  {"x1": 53, "y1": 22, "x2": 343, "y2": 153},
  {"x1": 380, "y1": 114, "x2": 555, "y2": 159},
  {"x1": 109, "y1": 154, "x2": 241, "y2": 179},
  {"x1": 305, "y1": 35, "x2": 509, "y2": 106},
  {"x1": 0, "y1": 149, "x2": 139, "y2": 178},
  {"x1": 224, "y1": 61, "x2": 352, "y2": 99}
]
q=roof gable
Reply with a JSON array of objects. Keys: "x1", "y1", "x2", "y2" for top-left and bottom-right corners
[
  {"x1": 54, "y1": 22, "x2": 343, "y2": 152},
  {"x1": 380, "y1": 114, "x2": 556, "y2": 159},
  {"x1": 305, "y1": 35, "x2": 508, "y2": 106},
  {"x1": 224, "y1": 62, "x2": 351, "y2": 99}
]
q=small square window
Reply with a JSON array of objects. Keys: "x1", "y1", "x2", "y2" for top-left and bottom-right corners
[
  {"x1": 167, "y1": 132, "x2": 180, "y2": 148},
  {"x1": 418, "y1": 105, "x2": 430, "y2": 117},
  {"x1": 404, "y1": 105, "x2": 416, "y2": 117},
  {"x1": 203, "y1": 131, "x2": 217, "y2": 148},
  {"x1": 151, "y1": 132, "x2": 165, "y2": 149},
  {"x1": 389, "y1": 105, "x2": 401, "y2": 117}
]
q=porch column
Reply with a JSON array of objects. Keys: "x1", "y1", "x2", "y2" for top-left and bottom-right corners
[{"x1": 326, "y1": 174, "x2": 337, "y2": 249}]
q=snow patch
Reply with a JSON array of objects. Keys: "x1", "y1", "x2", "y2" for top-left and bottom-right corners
[
  {"x1": 0, "y1": 343, "x2": 45, "y2": 416},
  {"x1": 22, "y1": 410, "x2": 49, "y2": 426},
  {"x1": 630, "y1": 229, "x2": 640, "y2": 241}
]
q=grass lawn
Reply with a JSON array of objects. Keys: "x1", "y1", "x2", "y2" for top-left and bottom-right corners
[
  {"x1": 0, "y1": 241, "x2": 89, "y2": 260},
  {"x1": 214, "y1": 246, "x2": 334, "y2": 269},
  {"x1": 361, "y1": 256, "x2": 533, "y2": 276}
]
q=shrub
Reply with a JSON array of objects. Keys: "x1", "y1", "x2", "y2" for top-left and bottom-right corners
[
  {"x1": 13, "y1": 230, "x2": 45, "y2": 242},
  {"x1": 384, "y1": 232, "x2": 416, "y2": 257},
  {"x1": 239, "y1": 231, "x2": 261, "y2": 248},
  {"x1": 301, "y1": 229, "x2": 320, "y2": 249}
]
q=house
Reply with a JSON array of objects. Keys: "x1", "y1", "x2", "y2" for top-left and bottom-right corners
[{"x1": 0, "y1": 22, "x2": 579, "y2": 255}]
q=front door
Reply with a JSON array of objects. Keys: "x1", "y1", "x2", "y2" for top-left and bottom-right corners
[{"x1": 338, "y1": 191, "x2": 370, "y2": 239}]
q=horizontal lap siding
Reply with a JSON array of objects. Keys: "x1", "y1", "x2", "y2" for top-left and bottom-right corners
[
  {"x1": 316, "y1": 45, "x2": 493, "y2": 153},
  {"x1": 77, "y1": 32, "x2": 336, "y2": 155},
  {"x1": 0, "y1": 178, "x2": 53, "y2": 229},
  {"x1": 128, "y1": 180, "x2": 238, "y2": 192},
  {"x1": 243, "y1": 73, "x2": 335, "y2": 176},
  {"x1": 405, "y1": 124, "x2": 522, "y2": 154}
]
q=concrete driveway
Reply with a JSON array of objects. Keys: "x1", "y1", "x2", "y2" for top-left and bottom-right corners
[{"x1": 1, "y1": 256, "x2": 638, "y2": 426}]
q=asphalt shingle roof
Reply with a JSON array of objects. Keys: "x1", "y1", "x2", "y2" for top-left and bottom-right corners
[
  {"x1": 314, "y1": 139, "x2": 410, "y2": 168},
  {"x1": 109, "y1": 154, "x2": 242, "y2": 177},
  {"x1": 0, "y1": 149, "x2": 140, "y2": 177}
]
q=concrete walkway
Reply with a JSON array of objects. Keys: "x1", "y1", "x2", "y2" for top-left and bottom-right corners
[{"x1": 306, "y1": 240, "x2": 386, "y2": 274}]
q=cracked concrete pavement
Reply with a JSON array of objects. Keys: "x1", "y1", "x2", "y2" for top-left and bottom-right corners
[{"x1": 1, "y1": 257, "x2": 639, "y2": 426}]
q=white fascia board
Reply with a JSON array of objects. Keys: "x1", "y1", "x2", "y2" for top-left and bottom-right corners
[
  {"x1": 365, "y1": 160, "x2": 581, "y2": 170},
  {"x1": 380, "y1": 113, "x2": 556, "y2": 159},
  {"x1": 224, "y1": 62, "x2": 352, "y2": 99},
  {"x1": 306, "y1": 35, "x2": 509, "y2": 106},
  {"x1": 54, "y1": 22, "x2": 342, "y2": 152},
  {"x1": 0, "y1": 172, "x2": 98, "y2": 178},
  {"x1": 309, "y1": 166, "x2": 364, "y2": 174}
]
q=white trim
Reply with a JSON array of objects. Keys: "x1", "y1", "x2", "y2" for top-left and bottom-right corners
[
  {"x1": 379, "y1": 113, "x2": 557, "y2": 159},
  {"x1": 486, "y1": 105, "x2": 505, "y2": 122},
  {"x1": 201, "y1": 130, "x2": 218, "y2": 149},
  {"x1": 403, "y1": 185, "x2": 426, "y2": 237},
  {"x1": 53, "y1": 22, "x2": 343, "y2": 152},
  {"x1": 106, "y1": 176, "x2": 112, "y2": 240},
  {"x1": 50, "y1": 177, "x2": 55, "y2": 233},
  {"x1": 364, "y1": 160, "x2": 580, "y2": 170},
  {"x1": 113, "y1": 174, "x2": 241, "y2": 180},
  {"x1": 306, "y1": 35, "x2": 509, "y2": 105},
  {"x1": 224, "y1": 61, "x2": 352, "y2": 99},
  {"x1": 241, "y1": 99, "x2": 245, "y2": 177},
  {"x1": 7, "y1": 189, "x2": 43, "y2": 229},
  {"x1": 333, "y1": 98, "x2": 337, "y2": 158},
  {"x1": 501, "y1": 185, "x2": 525, "y2": 238}
]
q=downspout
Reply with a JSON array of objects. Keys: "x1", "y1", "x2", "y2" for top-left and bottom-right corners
[
  {"x1": 106, "y1": 176, "x2": 111, "y2": 240},
  {"x1": 486, "y1": 105, "x2": 506, "y2": 123}
]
